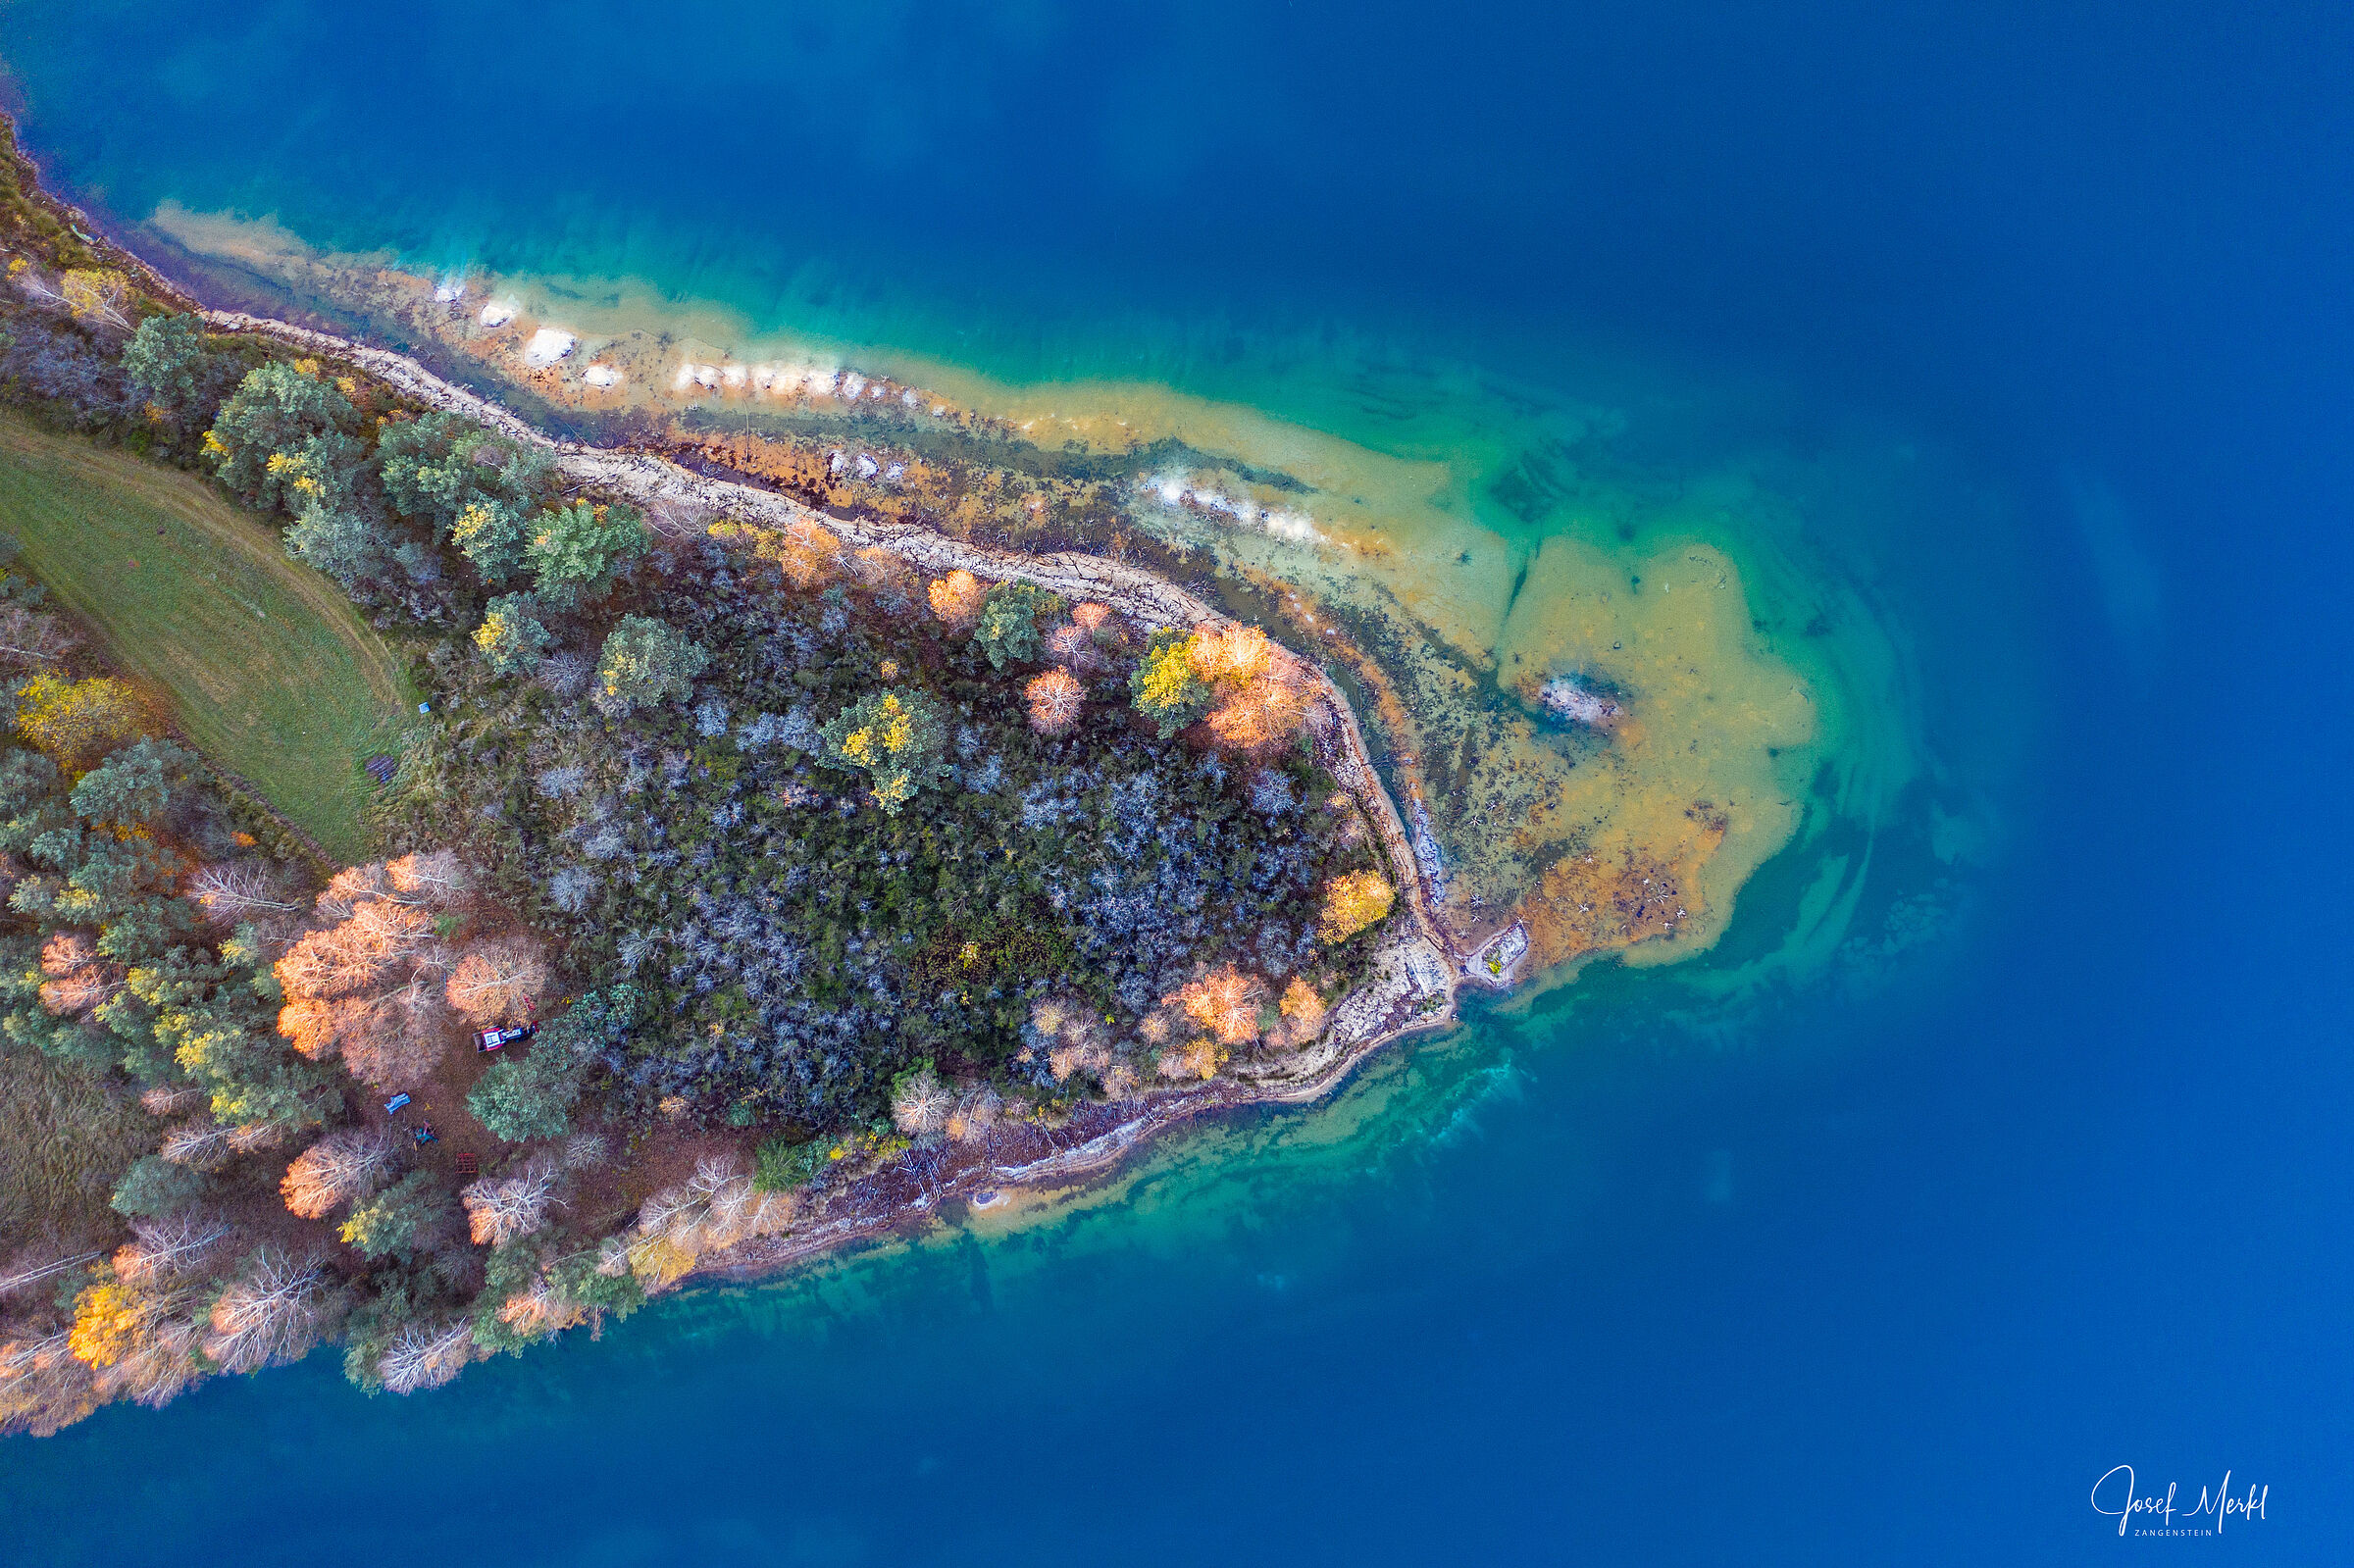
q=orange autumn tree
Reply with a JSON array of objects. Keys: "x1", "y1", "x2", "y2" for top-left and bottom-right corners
[
  {"x1": 36, "y1": 933, "x2": 120, "y2": 1022},
  {"x1": 1024, "y1": 668, "x2": 1084, "y2": 734},
  {"x1": 1167, "y1": 964, "x2": 1266, "y2": 1047},
  {"x1": 926, "y1": 569, "x2": 988, "y2": 632},
  {"x1": 280, "y1": 1127, "x2": 401, "y2": 1219},
  {"x1": 1274, "y1": 976, "x2": 1327, "y2": 1047},
  {"x1": 1187, "y1": 626, "x2": 1310, "y2": 755},
  {"x1": 1045, "y1": 601, "x2": 1119, "y2": 672},
  {"x1": 1129, "y1": 622, "x2": 1313, "y2": 754},
  {"x1": 709, "y1": 517, "x2": 843, "y2": 589},
  {"x1": 271, "y1": 852, "x2": 487, "y2": 1091}
]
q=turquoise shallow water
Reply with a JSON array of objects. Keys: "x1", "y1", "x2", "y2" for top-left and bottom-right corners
[{"x1": 4, "y1": 0, "x2": 2353, "y2": 1561}]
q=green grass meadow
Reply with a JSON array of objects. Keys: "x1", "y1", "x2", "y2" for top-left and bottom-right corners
[
  {"x1": 0, "y1": 1051, "x2": 154, "y2": 1245},
  {"x1": 0, "y1": 414, "x2": 414, "y2": 860}
]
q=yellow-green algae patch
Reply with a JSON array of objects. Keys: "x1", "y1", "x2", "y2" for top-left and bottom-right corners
[{"x1": 1493, "y1": 536, "x2": 1817, "y2": 967}]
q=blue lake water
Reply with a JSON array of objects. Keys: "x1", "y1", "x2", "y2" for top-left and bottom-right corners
[{"x1": 4, "y1": 1, "x2": 2351, "y2": 1561}]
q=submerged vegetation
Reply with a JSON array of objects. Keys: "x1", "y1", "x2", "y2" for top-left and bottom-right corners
[{"x1": 0, "y1": 132, "x2": 1405, "y2": 1437}]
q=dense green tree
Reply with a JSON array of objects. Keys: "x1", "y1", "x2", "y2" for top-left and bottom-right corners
[
  {"x1": 471, "y1": 1240, "x2": 643, "y2": 1354},
  {"x1": 468, "y1": 984, "x2": 639, "y2": 1139},
  {"x1": 1130, "y1": 627, "x2": 1212, "y2": 737},
  {"x1": 204, "y1": 362, "x2": 356, "y2": 508},
  {"x1": 0, "y1": 746, "x2": 72, "y2": 853},
  {"x1": 283, "y1": 495, "x2": 399, "y2": 589},
  {"x1": 451, "y1": 499, "x2": 533, "y2": 585},
  {"x1": 592, "y1": 615, "x2": 708, "y2": 717},
  {"x1": 467, "y1": 1055, "x2": 574, "y2": 1141},
  {"x1": 338, "y1": 1170, "x2": 447, "y2": 1258},
  {"x1": 128, "y1": 945, "x2": 333, "y2": 1122},
  {"x1": 62, "y1": 840, "x2": 179, "y2": 925},
  {"x1": 523, "y1": 502, "x2": 647, "y2": 609},
  {"x1": 973, "y1": 581, "x2": 1064, "y2": 670},
  {"x1": 120, "y1": 313, "x2": 215, "y2": 418},
  {"x1": 68, "y1": 737, "x2": 190, "y2": 826},
  {"x1": 472, "y1": 594, "x2": 553, "y2": 677},
  {"x1": 339, "y1": 1268, "x2": 429, "y2": 1391},
  {"x1": 109, "y1": 1154, "x2": 210, "y2": 1218},
  {"x1": 377, "y1": 412, "x2": 553, "y2": 538},
  {"x1": 819, "y1": 685, "x2": 948, "y2": 814}
]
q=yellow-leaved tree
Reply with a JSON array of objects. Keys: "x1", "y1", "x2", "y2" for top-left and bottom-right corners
[
  {"x1": 1318, "y1": 869, "x2": 1395, "y2": 942},
  {"x1": 14, "y1": 674, "x2": 148, "y2": 771}
]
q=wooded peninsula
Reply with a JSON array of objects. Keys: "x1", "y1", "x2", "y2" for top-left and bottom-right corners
[{"x1": 0, "y1": 121, "x2": 1459, "y2": 1435}]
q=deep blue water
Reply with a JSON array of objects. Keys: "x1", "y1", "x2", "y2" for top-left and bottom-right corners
[{"x1": 4, "y1": 1, "x2": 2352, "y2": 1562}]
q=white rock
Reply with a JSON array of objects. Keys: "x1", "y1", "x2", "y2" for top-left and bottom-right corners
[{"x1": 522, "y1": 328, "x2": 577, "y2": 368}]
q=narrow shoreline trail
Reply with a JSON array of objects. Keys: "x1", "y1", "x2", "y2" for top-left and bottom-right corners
[{"x1": 201, "y1": 308, "x2": 1464, "y2": 1283}]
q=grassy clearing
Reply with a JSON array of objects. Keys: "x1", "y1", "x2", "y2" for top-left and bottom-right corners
[
  {"x1": 0, "y1": 1052, "x2": 152, "y2": 1245},
  {"x1": 0, "y1": 414, "x2": 414, "y2": 860}
]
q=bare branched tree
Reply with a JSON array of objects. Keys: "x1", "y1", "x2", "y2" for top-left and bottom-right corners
[
  {"x1": 703, "y1": 1174, "x2": 760, "y2": 1239},
  {"x1": 158, "y1": 1117, "x2": 237, "y2": 1172},
  {"x1": 10, "y1": 268, "x2": 66, "y2": 306},
  {"x1": 187, "y1": 862, "x2": 301, "y2": 926},
  {"x1": 137, "y1": 1085, "x2": 207, "y2": 1118},
  {"x1": 203, "y1": 1247, "x2": 336, "y2": 1374},
  {"x1": 0, "y1": 601, "x2": 77, "y2": 670},
  {"x1": 225, "y1": 1121, "x2": 295, "y2": 1156},
  {"x1": 442, "y1": 936, "x2": 549, "y2": 1024},
  {"x1": 112, "y1": 1216, "x2": 233, "y2": 1286},
  {"x1": 1024, "y1": 667, "x2": 1085, "y2": 735},
  {"x1": 460, "y1": 1159, "x2": 561, "y2": 1246},
  {"x1": 91, "y1": 1313, "x2": 207, "y2": 1410},
  {"x1": 633, "y1": 1152, "x2": 792, "y2": 1270},
  {"x1": 947, "y1": 1086, "x2": 1001, "y2": 1144},
  {"x1": 281, "y1": 1127, "x2": 401, "y2": 1219},
  {"x1": 313, "y1": 862, "x2": 390, "y2": 923},
  {"x1": 561, "y1": 1132, "x2": 611, "y2": 1173},
  {"x1": 338, "y1": 977, "x2": 451, "y2": 1091},
  {"x1": 343, "y1": 899, "x2": 440, "y2": 961},
  {"x1": 377, "y1": 1318, "x2": 479, "y2": 1395},
  {"x1": 59, "y1": 269, "x2": 132, "y2": 330},
  {"x1": 0, "y1": 1324, "x2": 98, "y2": 1437},
  {"x1": 890, "y1": 1066, "x2": 955, "y2": 1138},
  {"x1": 0, "y1": 1247, "x2": 104, "y2": 1300},
  {"x1": 384, "y1": 849, "x2": 474, "y2": 907}
]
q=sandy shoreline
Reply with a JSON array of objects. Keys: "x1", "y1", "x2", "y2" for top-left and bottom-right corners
[{"x1": 195, "y1": 306, "x2": 1469, "y2": 1287}]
